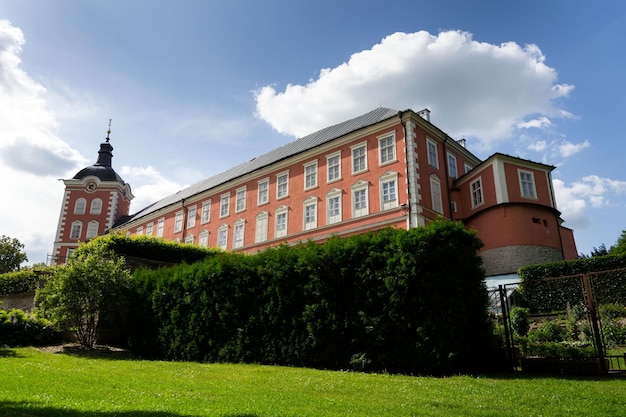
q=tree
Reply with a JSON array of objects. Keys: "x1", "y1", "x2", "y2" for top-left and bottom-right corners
[
  {"x1": 0, "y1": 235, "x2": 28, "y2": 273},
  {"x1": 36, "y1": 242, "x2": 133, "y2": 348},
  {"x1": 610, "y1": 229, "x2": 626, "y2": 256},
  {"x1": 579, "y1": 243, "x2": 609, "y2": 258}
]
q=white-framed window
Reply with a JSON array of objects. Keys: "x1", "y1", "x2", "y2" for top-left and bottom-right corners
[
  {"x1": 174, "y1": 211, "x2": 184, "y2": 233},
  {"x1": 235, "y1": 187, "x2": 247, "y2": 212},
  {"x1": 326, "y1": 152, "x2": 341, "y2": 183},
  {"x1": 74, "y1": 198, "x2": 86, "y2": 215},
  {"x1": 70, "y1": 221, "x2": 82, "y2": 239},
  {"x1": 146, "y1": 223, "x2": 153, "y2": 235},
  {"x1": 255, "y1": 211, "x2": 269, "y2": 243},
  {"x1": 451, "y1": 201, "x2": 457, "y2": 213},
  {"x1": 220, "y1": 193, "x2": 230, "y2": 218},
  {"x1": 464, "y1": 162, "x2": 473, "y2": 174},
  {"x1": 326, "y1": 188, "x2": 342, "y2": 225},
  {"x1": 90, "y1": 198, "x2": 102, "y2": 215},
  {"x1": 304, "y1": 161, "x2": 318, "y2": 190},
  {"x1": 447, "y1": 152, "x2": 458, "y2": 179},
  {"x1": 430, "y1": 175, "x2": 443, "y2": 214},
  {"x1": 378, "y1": 134, "x2": 396, "y2": 165},
  {"x1": 519, "y1": 169, "x2": 537, "y2": 199},
  {"x1": 136, "y1": 226, "x2": 144, "y2": 236},
  {"x1": 352, "y1": 180, "x2": 369, "y2": 218},
  {"x1": 303, "y1": 196, "x2": 318, "y2": 230},
  {"x1": 86, "y1": 221, "x2": 99, "y2": 239},
  {"x1": 276, "y1": 171, "x2": 289, "y2": 199},
  {"x1": 427, "y1": 138, "x2": 438, "y2": 168},
  {"x1": 471, "y1": 178, "x2": 483, "y2": 208},
  {"x1": 351, "y1": 142, "x2": 368, "y2": 174},
  {"x1": 187, "y1": 206, "x2": 197, "y2": 228},
  {"x1": 275, "y1": 205, "x2": 288, "y2": 238},
  {"x1": 201, "y1": 200, "x2": 211, "y2": 224},
  {"x1": 257, "y1": 178, "x2": 269, "y2": 205},
  {"x1": 233, "y1": 219, "x2": 245, "y2": 249},
  {"x1": 379, "y1": 172, "x2": 398, "y2": 211},
  {"x1": 184, "y1": 234, "x2": 194, "y2": 245},
  {"x1": 199, "y1": 230, "x2": 209, "y2": 247},
  {"x1": 217, "y1": 224, "x2": 228, "y2": 249},
  {"x1": 156, "y1": 218, "x2": 165, "y2": 237}
]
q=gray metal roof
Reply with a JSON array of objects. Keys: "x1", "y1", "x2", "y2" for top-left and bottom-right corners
[{"x1": 128, "y1": 107, "x2": 401, "y2": 220}]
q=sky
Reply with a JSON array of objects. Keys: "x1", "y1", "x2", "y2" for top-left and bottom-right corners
[{"x1": 1, "y1": 0, "x2": 626, "y2": 266}]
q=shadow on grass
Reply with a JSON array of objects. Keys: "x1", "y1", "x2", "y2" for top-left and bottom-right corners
[
  {"x1": 39, "y1": 343, "x2": 140, "y2": 361},
  {"x1": 0, "y1": 348, "x2": 25, "y2": 358},
  {"x1": 0, "y1": 401, "x2": 259, "y2": 417}
]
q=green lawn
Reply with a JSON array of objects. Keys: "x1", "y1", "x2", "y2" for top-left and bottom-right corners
[{"x1": 0, "y1": 346, "x2": 624, "y2": 417}]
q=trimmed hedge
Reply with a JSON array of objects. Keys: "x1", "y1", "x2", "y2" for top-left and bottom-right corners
[
  {"x1": 129, "y1": 220, "x2": 493, "y2": 375},
  {"x1": 0, "y1": 270, "x2": 43, "y2": 296}
]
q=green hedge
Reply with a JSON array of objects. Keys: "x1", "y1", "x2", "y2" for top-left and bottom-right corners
[
  {"x1": 0, "y1": 270, "x2": 42, "y2": 296},
  {"x1": 129, "y1": 220, "x2": 493, "y2": 375}
]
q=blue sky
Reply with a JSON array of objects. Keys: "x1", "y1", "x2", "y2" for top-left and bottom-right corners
[{"x1": 1, "y1": 0, "x2": 625, "y2": 265}]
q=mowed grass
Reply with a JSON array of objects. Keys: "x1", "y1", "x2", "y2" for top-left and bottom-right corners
[{"x1": 0, "y1": 347, "x2": 624, "y2": 417}]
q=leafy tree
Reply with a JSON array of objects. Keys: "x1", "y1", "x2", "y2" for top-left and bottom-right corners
[
  {"x1": 610, "y1": 229, "x2": 626, "y2": 255},
  {"x1": 36, "y1": 242, "x2": 133, "y2": 348},
  {"x1": 580, "y1": 243, "x2": 609, "y2": 258},
  {"x1": 0, "y1": 235, "x2": 28, "y2": 273}
]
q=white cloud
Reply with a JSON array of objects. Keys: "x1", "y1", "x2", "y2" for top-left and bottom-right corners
[
  {"x1": 518, "y1": 117, "x2": 552, "y2": 130},
  {"x1": 528, "y1": 140, "x2": 548, "y2": 152},
  {"x1": 120, "y1": 165, "x2": 186, "y2": 214},
  {"x1": 554, "y1": 175, "x2": 626, "y2": 229},
  {"x1": 559, "y1": 139, "x2": 590, "y2": 157},
  {"x1": 255, "y1": 30, "x2": 573, "y2": 149}
]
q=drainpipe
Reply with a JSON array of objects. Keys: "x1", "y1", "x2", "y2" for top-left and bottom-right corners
[
  {"x1": 181, "y1": 198, "x2": 187, "y2": 243},
  {"x1": 442, "y1": 136, "x2": 453, "y2": 220},
  {"x1": 398, "y1": 111, "x2": 411, "y2": 228}
]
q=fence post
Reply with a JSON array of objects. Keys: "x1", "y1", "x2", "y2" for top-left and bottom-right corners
[
  {"x1": 499, "y1": 285, "x2": 515, "y2": 370},
  {"x1": 582, "y1": 273, "x2": 607, "y2": 373}
]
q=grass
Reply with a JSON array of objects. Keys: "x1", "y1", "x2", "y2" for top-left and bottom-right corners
[{"x1": 0, "y1": 346, "x2": 625, "y2": 416}]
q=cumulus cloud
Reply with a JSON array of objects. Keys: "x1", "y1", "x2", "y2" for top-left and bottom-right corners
[
  {"x1": 554, "y1": 175, "x2": 626, "y2": 229},
  {"x1": 255, "y1": 30, "x2": 573, "y2": 149},
  {"x1": 120, "y1": 165, "x2": 186, "y2": 213},
  {"x1": 559, "y1": 139, "x2": 590, "y2": 157}
]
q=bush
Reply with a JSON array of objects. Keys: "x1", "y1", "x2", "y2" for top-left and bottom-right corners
[
  {"x1": 529, "y1": 320, "x2": 565, "y2": 343},
  {"x1": 0, "y1": 308, "x2": 61, "y2": 347},
  {"x1": 510, "y1": 307, "x2": 530, "y2": 337}
]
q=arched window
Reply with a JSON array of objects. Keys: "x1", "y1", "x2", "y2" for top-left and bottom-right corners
[
  {"x1": 70, "y1": 221, "x2": 83, "y2": 240},
  {"x1": 86, "y1": 221, "x2": 99, "y2": 239},
  {"x1": 90, "y1": 198, "x2": 102, "y2": 215},
  {"x1": 74, "y1": 198, "x2": 86, "y2": 215}
]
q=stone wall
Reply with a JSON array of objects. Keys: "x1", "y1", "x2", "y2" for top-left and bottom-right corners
[
  {"x1": 481, "y1": 245, "x2": 563, "y2": 277},
  {"x1": 0, "y1": 292, "x2": 36, "y2": 312}
]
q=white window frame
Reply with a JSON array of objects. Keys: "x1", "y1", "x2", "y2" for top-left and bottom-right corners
[
  {"x1": 86, "y1": 221, "x2": 99, "y2": 239},
  {"x1": 90, "y1": 198, "x2": 102, "y2": 215},
  {"x1": 74, "y1": 198, "x2": 86, "y2": 215},
  {"x1": 380, "y1": 172, "x2": 399, "y2": 211},
  {"x1": 519, "y1": 169, "x2": 537, "y2": 199},
  {"x1": 275, "y1": 205, "x2": 288, "y2": 238},
  {"x1": 303, "y1": 196, "x2": 318, "y2": 230},
  {"x1": 184, "y1": 234, "x2": 194, "y2": 245},
  {"x1": 201, "y1": 200, "x2": 211, "y2": 224},
  {"x1": 156, "y1": 218, "x2": 165, "y2": 237},
  {"x1": 351, "y1": 142, "x2": 368, "y2": 174},
  {"x1": 146, "y1": 223, "x2": 153, "y2": 236},
  {"x1": 464, "y1": 162, "x2": 473, "y2": 174},
  {"x1": 136, "y1": 226, "x2": 144, "y2": 236},
  {"x1": 430, "y1": 175, "x2": 443, "y2": 214},
  {"x1": 378, "y1": 134, "x2": 396, "y2": 165},
  {"x1": 235, "y1": 186, "x2": 247, "y2": 213},
  {"x1": 70, "y1": 221, "x2": 82, "y2": 240},
  {"x1": 255, "y1": 211, "x2": 269, "y2": 243},
  {"x1": 326, "y1": 188, "x2": 342, "y2": 225},
  {"x1": 220, "y1": 193, "x2": 230, "y2": 218},
  {"x1": 326, "y1": 151, "x2": 341, "y2": 183},
  {"x1": 276, "y1": 171, "x2": 289, "y2": 199},
  {"x1": 447, "y1": 152, "x2": 458, "y2": 179},
  {"x1": 257, "y1": 178, "x2": 269, "y2": 206},
  {"x1": 304, "y1": 161, "x2": 318, "y2": 190},
  {"x1": 217, "y1": 224, "x2": 229, "y2": 249},
  {"x1": 233, "y1": 219, "x2": 245, "y2": 249},
  {"x1": 471, "y1": 177, "x2": 484, "y2": 208},
  {"x1": 427, "y1": 138, "x2": 438, "y2": 168},
  {"x1": 199, "y1": 230, "x2": 209, "y2": 247},
  {"x1": 352, "y1": 180, "x2": 369, "y2": 218},
  {"x1": 187, "y1": 206, "x2": 197, "y2": 228},
  {"x1": 174, "y1": 210, "x2": 184, "y2": 233}
]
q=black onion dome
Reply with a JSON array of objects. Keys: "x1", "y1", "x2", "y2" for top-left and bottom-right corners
[{"x1": 73, "y1": 139, "x2": 126, "y2": 183}]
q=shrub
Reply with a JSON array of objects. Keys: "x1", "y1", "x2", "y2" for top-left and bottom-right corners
[
  {"x1": 510, "y1": 307, "x2": 530, "y2": 337},
  {"x1": 529, "y1": 320, "x2": 565, "y2": 343},
  {"x1": 0, "y1": 308, "x2": 61, "y2": 347}
]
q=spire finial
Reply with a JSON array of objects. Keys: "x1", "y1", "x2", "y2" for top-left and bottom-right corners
[{"x1": 106, "y1": 119, "x2": 112, "y2": 142}]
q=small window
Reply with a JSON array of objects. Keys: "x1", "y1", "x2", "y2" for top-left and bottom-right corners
[
  {"x1": 275, "y1": 206, "x2": 288, "y2": 238},
  {"x1": 304, "y1": 161, "x2": 318, "y2": 190},
  {"x1": 187, "y1": 206, "x2": 197, "y2": 228},
  {"x1": 450, "y1": 202, "x2": 457, "y2": 213},
  {"x1": 136, "y1": 226, "x2": 144, "y2": 236},
  {"x1": 378, "y1": 134, "x2": 396, "y2": 165},
  {"x1": 427, "y1": 138, "x2": 438, "y2": 168},
  {"x1": 233, "y1": 220, "x2": 245, "y2": 249},
  {"x1": 326, "y1": 152, "x2": 341, "y2": 183},
  {"x1": 276, "y1": 171, "x2": 289, "y2": 199},
  {"x1": 217, "y1": 224, "x2": 228, "y2": 249},
  {"x1": 174, "y1": 211, "x2": 184, "y2": 233},
  {"x1": 255, "y1": 212, "x2": 269, "y2": 243},
  {"x1": 352, "y1": 180, "x2": 369, "y2": 218},
  {"x1": 430, "y1": 175, "x2": 443, "y2": 214},
  {"x1": 146, "y1": 223, "x2": 154, "y2": 235},
  {"x1": 220, "y1": 193, "x2": 230, "y2": 218},
  {"x1": 303, "y1": 197, "x2": 318, "y2": 230},
  {"x1": 86, "y1": 221, "x2": 99, "y2": 239},
  {"x1": 184, "y1": 234, "x2": 194, "y2": 245},
  {"x1": 464, "y1": 162, "x2": 473, "y2": 174},
  {"x1": 90, "y1": 198, "x2": 102, "y2": 215},
  {"x1": 156, "y1": 218, "x2": 165, "y2": 237},
  {"x1": 447, "y1": 153, "x2": 458, "y2": 179},
  {"x1": 199, "y1": 230, "x2": 209, "y2": 247},
  {"x1": 380, "y1": 172, "x2": 398, "y2": 211},
  {"x1": 235, "y1": 187, "x2": 247, "y2": 212},
  {"x1": 471, "y1": 178, "x2": 483, "y2": 208},
  {"x1": 519, "y1": 170, "x2": 537, "y2": 199},
  {"x1": 201, "y1": 201, "x2": 211, "y2": 224},
  {"x1": 351, "y1": 142, "x2": 368, "y2": 174},
  {"x1": 258, "y1": 178, "x2": 269, "y2": 205},
  {"x1": 326, "y1": 189, "x2": 342, "y2": 225},
  {"x1": 70, "y1": 221, "x2": 82, "y2": 240},
  {"x1": 74, "y1": 198, "x2": 86, "y2": 215}
]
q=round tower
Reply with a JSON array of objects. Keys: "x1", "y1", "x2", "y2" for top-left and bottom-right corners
[{"x1": 51, "y1": 127, "x2": 133, "y2": 264}]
